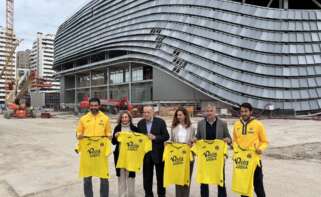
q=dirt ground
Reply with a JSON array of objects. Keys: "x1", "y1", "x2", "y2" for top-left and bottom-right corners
[{"x1": 0, "y1": 115, "x2": 320, "y2": 197}]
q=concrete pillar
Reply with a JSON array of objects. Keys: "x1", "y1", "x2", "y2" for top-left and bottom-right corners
[
  {"x1": 89, "y1": 71, "x2": 92, "y2": 98},
  {"x1": 107, "y1": 67, "x2": 110, "y2": 99},
  {"x1": 128, "y1": 63, "x2": 132, "y2": 103},
  {"x1": 60, "y1": 76, "x2": 65, "y2": 104},
  {"x1": 284, "y1": 0, "x2": 288, "y2": 9}
]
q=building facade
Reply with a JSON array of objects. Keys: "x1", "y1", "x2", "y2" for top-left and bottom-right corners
[
  {"x1": 54, "y1": 0, "x2": 321, "y2": 114},
  {"x1": 16, "y1": 49, "x2": 31, "y2": 69},
  {"x1": 30, "y1": 32, "x2": 60, "y2": 92},
  {"x1": 16, "y1": 49, "x2": 31, "y2": 79},
  {"x1": 0, "y1": 26, "x2": 17, "y2": 104}
]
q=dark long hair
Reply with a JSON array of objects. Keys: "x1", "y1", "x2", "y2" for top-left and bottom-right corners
[
  {"x1": 171, "y1": 107, "x2": 191, "y2": 128},
  {"x1": 117, "y1": 110, "x2": 133, "y2": 125}
]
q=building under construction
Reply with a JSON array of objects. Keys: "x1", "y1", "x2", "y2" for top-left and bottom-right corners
[
  {"x1": 0, "y1": 27, "x2": 17, "y2": 105},
  {"x1": 54, "y1": 0, "x2": 321, "y2": 115}
]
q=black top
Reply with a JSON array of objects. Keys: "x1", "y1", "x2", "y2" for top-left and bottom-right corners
[
  {"x1": 137, "y1": 117, "x2": 169, "y2": 164},
  {"x1": 112, "y1": 123, "x2": 141, "y2": 177},
  {"x1": 205, "y1": 119, "x2": 217, "y2": 140}
]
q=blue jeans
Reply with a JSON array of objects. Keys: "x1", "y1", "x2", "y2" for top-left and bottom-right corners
[{"x1": 84, "y1": 177, "x2": 109, "y2": 197}]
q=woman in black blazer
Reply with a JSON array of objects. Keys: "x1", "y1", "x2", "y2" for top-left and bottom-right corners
[{"x1": 112, "y1": 111, "x2": 141, "y2": 197}]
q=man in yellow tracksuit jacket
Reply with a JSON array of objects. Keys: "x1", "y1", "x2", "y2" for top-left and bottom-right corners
[
  {"x1": 76, "y1": 97, "x2": 112, "y2": 197},
  {"x1": 233, "y1": 103, "x2": 269, "y2": 197}
]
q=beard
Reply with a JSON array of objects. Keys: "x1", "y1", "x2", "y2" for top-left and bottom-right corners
[
  {"x1": 90, "y1": 109, "x2": 99, "y2": 114},
  {"x1": 241, "y1": 115, "x2": 250, "y2": 121}
]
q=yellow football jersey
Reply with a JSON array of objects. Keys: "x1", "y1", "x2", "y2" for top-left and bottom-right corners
[
  {"x1": 232, "y1": 144, "x2": 260, "y2": 197},
  {"x1": 163, "y1": 143, "x2": 193, "y2": 187},
  {"x1": 116, "y1": 131, "x2": 152, "y2": 172},
  {"x1": 191, "y1": 139, "x2": 227, "y2": 186},
  {"x1": 76, "y1": 137, "x2": 112, "y2": 178}
]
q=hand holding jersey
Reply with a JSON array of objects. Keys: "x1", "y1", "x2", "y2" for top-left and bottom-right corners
[
  {"x1": 191, "y1": 139, "x2": 227, "y2": 187},
  {"x1": 163, "y1": 142, "x2": 193, "y2": 187},
  {"x1": 116, "y1": 131, "x2": 152, "y2": 172},
  {"x1": 76, "y1": 137, "x2": 112, "y2": 178}
]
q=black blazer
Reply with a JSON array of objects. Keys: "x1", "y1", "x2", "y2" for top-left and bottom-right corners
[
  {"x1": 137, "y1": 117, "x2": 169, "y2": 164},
  {"x1": 112, "y1": 123, "x2": 141, "y2": 177}
]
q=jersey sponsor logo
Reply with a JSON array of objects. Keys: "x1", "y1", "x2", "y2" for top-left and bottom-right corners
[
  {"x1": 127, "y1": 141, "x2": 139, "y2": 151},
  {"x1": 88, "y1": 148, "x2": 101, "y2": 158},
  {"x1": 99, "y1": 120, "x2": 104, "y2": 126},
  {"x1": 203, "y1": 151, "x2": 217, "y2": 161},
  {"x1": 247, "y1": 127, "x2": 255, "y2": 134},
  {"x1": 170, "y1": 155, "x2": 184, "y2": 165},
  {"x1": 234, "y1": 157, "x2": 249, "y2": 169}
]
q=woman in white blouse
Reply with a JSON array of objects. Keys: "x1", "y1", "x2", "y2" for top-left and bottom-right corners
[{"x1": 170, "y1": 107, "x2": 195, "y2": 197}]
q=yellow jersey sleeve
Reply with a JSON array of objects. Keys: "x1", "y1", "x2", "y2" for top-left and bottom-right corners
[
  {"x1": 257, "y1": 123, "x2": 269, "y2": 152},
  {"x1": 104, "y1": 117, "x2": 112, "y2": 137},
  {"x1": 76, "y1": 118, "x2": 84, "y2": 136}
]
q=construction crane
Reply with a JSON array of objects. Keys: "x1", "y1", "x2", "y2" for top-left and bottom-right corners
[
  {"x1": 1, "y1": 0, "x2": 35, "y2": 118},
  {"x1": 0, "y1": 0, "x2": 16, "y2": 98}
]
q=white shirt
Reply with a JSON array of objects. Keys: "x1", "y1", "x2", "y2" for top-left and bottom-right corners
[{"x1": 177, "y1": 124, "x2": 188, "y2": 143}]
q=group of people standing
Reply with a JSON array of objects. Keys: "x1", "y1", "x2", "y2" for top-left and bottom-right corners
[{"x1": 76, "y1": 97, "x2": 268, "y2": 197}]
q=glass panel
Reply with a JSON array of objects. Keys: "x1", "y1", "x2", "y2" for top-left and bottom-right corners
[
  {"x1": 77, "y1": 73, "x2": 90, "y2": 87},
  {"x1": 77, "y1": 88, "x2": 90, "y2": 102},
  {"x1": 65, "y1": 75, "x2": 75, "y2": 89},
  {"x1": 91, "y1": 70, "x2": 107, "y2": 86},
  {"x1": 64, "y1": 90, "x2": 75, "y2": 103},
  {"x1": 131, "y1": 82, "x2": 153, "y2": 103},
  {"x1": 132, "y1": 66, "x2": 143, "y2": 81},
  {"x1": 110, "y1": 69, "x2": 124, "y2": 84},
  {"x1": 109, "y1": 85, "x2": 129, "y2": 99},
  {"x1": 91, "y1": 87, "x2": 107, "y2": 99},
  {"x1": 125, "y1": 68, "x2": 130, "y2": 83}
]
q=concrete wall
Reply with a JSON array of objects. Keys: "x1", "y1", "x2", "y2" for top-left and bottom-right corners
[{"x1": 153, "y1": 68, "x2": 212, "y2": 102}]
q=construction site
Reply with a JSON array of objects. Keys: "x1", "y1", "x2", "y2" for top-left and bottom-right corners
[{"x1": 0, "y1": 0, "x2": 321, "y2": 196}]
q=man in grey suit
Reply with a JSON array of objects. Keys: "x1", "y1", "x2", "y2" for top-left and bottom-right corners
[{"x1": 195, "y1": 104, "x2": 232, "y2": 197}]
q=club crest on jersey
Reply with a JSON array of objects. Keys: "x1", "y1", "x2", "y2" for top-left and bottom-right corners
[
  {"x1": 215, "y1": 145, "x2": 220, "y2": 151},
  {"x1": 100, "y1": 143, "x2": 104, "y2": 147},
  {"x1": 247, "y1": 153, "x2": 252, "y2": 159},
  {"x1": 139, "y1": 139, "x2": 143, "y2": 143}
]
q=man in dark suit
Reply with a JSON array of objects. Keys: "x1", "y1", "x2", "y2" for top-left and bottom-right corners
[
  {"x1": 196, "y1": 104, "x2": 232, "y2": 197},
  {"x1": 137, "y1": 105, "x2": 169, "y2": 197}
]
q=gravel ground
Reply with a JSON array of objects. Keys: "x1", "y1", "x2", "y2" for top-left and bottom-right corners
[{"x1": 0, "y1": 115, "x2": 320, "y2": 197}]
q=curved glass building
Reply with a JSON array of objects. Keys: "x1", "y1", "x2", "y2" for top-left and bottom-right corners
[{"x1": 54, "y1": 0, "x2": 321, "y2": 114}]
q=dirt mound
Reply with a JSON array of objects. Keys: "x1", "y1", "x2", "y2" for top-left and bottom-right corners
[{"x1": 266, "y1": 142, "x2": 321, "y2": 162}]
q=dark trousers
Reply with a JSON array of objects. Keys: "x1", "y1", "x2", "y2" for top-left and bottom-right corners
[
  {"x1": 200, "y1": 163, "x2": 227, "y2": 197},
  {"x1": 84, "y1": 177, "x2": 109, "y2": 197},
  {"x1": 143, "y1": 153, "x2": 166, "y2": 197},
  {"x1": 241, "y1": 162, "x2": 265, "y2": 197},
  {"x1": 200, "y1": 184, "x2": 226, "y2": 197},
  {"x1": 175, "y1": 161, "x2": 194, "y2": 197}
]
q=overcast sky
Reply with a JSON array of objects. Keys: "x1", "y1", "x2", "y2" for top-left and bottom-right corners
[{"x1": 0, "y1": 0, "x2": 91, "y2": 51}]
